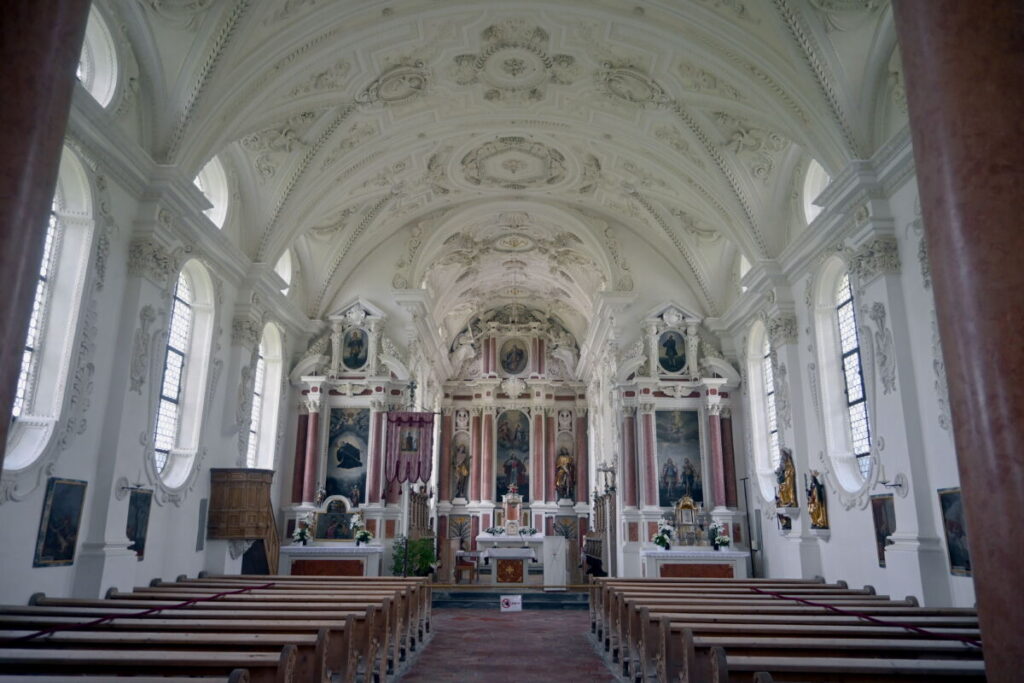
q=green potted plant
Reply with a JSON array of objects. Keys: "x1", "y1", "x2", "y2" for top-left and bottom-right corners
[{"x1": 391, "y1": 535, "x2": 438, "y2": 577}]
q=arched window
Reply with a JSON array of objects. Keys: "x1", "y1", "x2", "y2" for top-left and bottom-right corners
[
  {"x1": 154, "y1": 273, "x2": 194, "y2": 475},
  {"x1": 835, "y1": 273, "x2": 872, "y2": 477},
  {"x1": 193, "y1": 156, "x2": 229, "y2": 229},
  {"x1": 12, "y1": 209, "x2": 59, "y2": 419},
  {"x1": 745, "y1": 321, "x2": 780, "y2": 499},
  {"x1": 77, "y1": 7, "x2": 119, "y2": 107},
  {"x1": 151, "y1": 260, "x2": 216, "y2": 487},
  {"x1": 245, "y1": 323, "x2": 284, "y2": 469},
  {"x1": 6, "y1": 147, "x2": 96, "y2": 472},
  {"x1": 813, "y1": 257, "x2": 874, "y2": 490},
  {"x1": 274, "y1": 250, "x2": 293, "y2": 295},
  {"x1": 802, "y1": 159, "x2": 830, "y2": 224}
]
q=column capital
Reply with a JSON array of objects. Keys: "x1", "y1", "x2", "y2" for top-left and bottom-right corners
[
  {"x1": 851, "y1": 236, "x2": 901, "y2": 285},
  {"x1": 767, "y1": 313, "x2": 799, "y2": 347}
]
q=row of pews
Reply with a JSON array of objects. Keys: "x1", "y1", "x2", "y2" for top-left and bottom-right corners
[
  {"x1": 0, "y1": 574, "x2": 431, "y2": 682},
  {"x1": 590, "y1": 576, "x2": 985, "y2": 682}
]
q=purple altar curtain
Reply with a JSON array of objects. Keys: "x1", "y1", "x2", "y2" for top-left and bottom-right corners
[{"x1": 385, "y1": 412, "x2": 435, "y2": 483}]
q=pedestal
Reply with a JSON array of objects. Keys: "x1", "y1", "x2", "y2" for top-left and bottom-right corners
[
  {"x1": 640, "y1": 547, "x2": 751, "y2": 579},
  {"x1": 279, "y1": 544, "x2": 384, "y2": 576}
]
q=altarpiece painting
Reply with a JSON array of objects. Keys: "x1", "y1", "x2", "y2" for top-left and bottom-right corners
[
  {"x1": 326, "y1": 408, "x2": 369, "y2": 505},
  {"x1": 655, "y1": 410, "x2": 702, "y2": 507},
  {"x1": 496, "y1": 409, "x2": 530, "y2": 500}
]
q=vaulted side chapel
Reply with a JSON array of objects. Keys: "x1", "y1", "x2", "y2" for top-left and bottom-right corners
[{"x1": 2, "y1": 0, "x2": 1023, "y2": 679}]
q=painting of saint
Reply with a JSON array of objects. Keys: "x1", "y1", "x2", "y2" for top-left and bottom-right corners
[
  {"x1": 658, "y1": 330, "x2": 686, "y2": 373},
  {"x1": 451, "y1": 435, "x2": 471, "y2": 500},
  {"x1": 342, "y1": 328, "x2": 368, "y2": 370},
  {"x1": 126, "y1": 488, "x2": 153, "y2": 561},
  {"x1": 34, "y1": 478, "x2": 87, "y2": 567},
  {"x1": 938, "y1": 487, "x2": 971, "y2": 576},
  {"x1": 496, "y1": 409, "x2": 531, "y2": 500},
  {"x1": 655, "y1": 411, "x2": 702, "y2": 507},
  {"x1": 870, "y1": 494, "x2": 896, "y2": 568},
  {"x1": 326, "y1": 408, "x2": 370, "y2": 504},
  {"x1": 500, "y1": 338, "x2": 528, "y2": 375}
]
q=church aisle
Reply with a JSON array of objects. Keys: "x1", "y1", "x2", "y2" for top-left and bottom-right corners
[{"x1": 396, "y1": 608, "x2": 619, "y2": 682}]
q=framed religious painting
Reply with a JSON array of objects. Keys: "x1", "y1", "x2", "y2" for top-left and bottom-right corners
[
  {"x1": 658, "y1": 330, "x2": 686, "y2": 374},
  {"x1": 938, "y1": 487, "x2": 972, "y2": 576},
  {"x1": 126, "y1": 488, "x2": 153, "y2": 561},
  {"x1": 326, "y1": 408, "x2": 370, "y2": 505},
  {"x1": 342, "y1": 327, "x2": 368, "y2": 370},
  {"x1": 499, "y1": 338, "x2": 529, "y2": 375},
  {"x1": 655, "y1": 410, "x2": 702, "y2": 507},
  {"x1": 870, "y1": 494, "x2": 896, "y2": 568},
  {"x1": 33, "y1": 477, "x2": 87, "y2": 567}
]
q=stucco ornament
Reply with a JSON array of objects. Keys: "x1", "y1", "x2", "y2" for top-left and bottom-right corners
[
  {"x1": 595, "y1": 63, "x2": 670, "y2": 108},
  {"x1": 460, "y1": 136, "x2": 568, "y2": 190},
  {"x1": 357, "y1": 60, "x2": 428, "y2": 106},
  {"x1": 452, "y1": 20, "x2": 578, "y2": 103},
  {"x1": 129, "y1": 306, "x2": 157, "y2": 394},
  {"x1": 868, "y1": 302, "x2": 897, "y2": 395}
]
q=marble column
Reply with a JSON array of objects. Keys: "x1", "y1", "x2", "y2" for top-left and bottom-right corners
[
  {"x1": 301, "y1": 393, "x2": 322, "y2": 504},
  {"x1": 470, "y1": 409, "x2": 482, "y2": 501},
  {"x1": 545, "y1": 409, "x2": 557, "y2": 502},
  {"x1": 438, "y1": 409, "x2": 453, "y2": 501},
  {"x1": 367, "y1": 402, "x2": 385, "y2": 504},
  {"x1": 575, "y1": 411, "x2": 589, "y2": 503},
  {"x1": 0, "y1": 0, "x2": 91, "y2": 467},
  {"x1": 721, "y1": 409, "x2": 738, "y2": 508},
  {"x1": 532, "y1": 408, "x2": 545, "y2": 501},
  {"x1": 639, "y1": 405, "x2": 657, "y2": 507},
  {"x1": 708, "y1": 406, "x2": 726, "y2": 509},
  {"x1": 481, "y1": 408, "x2": 494, "y2": 502},
  {"x1": 291, "y1": 412, "x2": 309, "y2": 504},
  {"x1": 622, "y1": 408, "x2": 639, "y2": 507},
  {"x1": 894, "y1": 2, "x2": 1024, "y2": 675}
]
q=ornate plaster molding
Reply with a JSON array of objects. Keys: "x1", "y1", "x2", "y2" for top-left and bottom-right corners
[
  {"x1": 851, "y1": 237, "x2": 900, "y2": 284},
  {"x1": 868, "y1": 302, "x2": 897, "y2": 395},
  {"x1": 767, "y1": 313, "x2": 798, "y2": 347},
  {"x1": 127, "y1": 237, "x2": 176, "y2": 287},
  {"x1": 129, "y1": 306, "x2": 158, "y2": 394}
]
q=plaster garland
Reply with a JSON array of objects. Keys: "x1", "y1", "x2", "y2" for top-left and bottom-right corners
[
  {"x1": 868, "y1": 302, "x2": 897, "y2": 395},
  {"x1": 129, "y1": 306, "x2": 157, "y2": 394}
]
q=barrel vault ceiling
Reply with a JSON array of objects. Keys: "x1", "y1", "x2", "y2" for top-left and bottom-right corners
[{"x1": 109, "y1": 0, "x2": 906, "y2": 348}]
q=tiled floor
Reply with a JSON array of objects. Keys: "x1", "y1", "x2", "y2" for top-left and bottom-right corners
[{"x1": 396, "y1": 608, "x2": 620, "y2": 682}]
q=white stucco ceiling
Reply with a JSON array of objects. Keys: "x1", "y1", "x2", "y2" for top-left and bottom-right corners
[{"x1": 110, "y1": 0, "x2": 905, "y2": 343}]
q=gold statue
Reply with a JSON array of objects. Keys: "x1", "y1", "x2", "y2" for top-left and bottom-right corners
[
  {"x1": 775, "y1": 448, "x2": 797, "y2": 508},
  {"x1": 806, "y1": 471, "x2": 829, "y2": 529}
]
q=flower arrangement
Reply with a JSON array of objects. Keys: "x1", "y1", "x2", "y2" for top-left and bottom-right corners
[
  {"x1": 707, "y1": 521, "x2": 731, "y2": 548},
  {"x1": 355, "y1": 528, "x2": 374, "y2": 544},
  {"x1": 652, "y1": 522, "x2": 674, "y2": 550},
  {"x1": 292, "y1": 520, "x2": 311, "y2": 545},
  {"x1": 484, "y1": 526, "x2": 505, "y2": 535},
  {"x1": 518, "y1": 527, "x2": 538, "y2": 536}
]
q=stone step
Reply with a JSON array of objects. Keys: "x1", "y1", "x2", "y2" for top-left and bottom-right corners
[{"x1": 432, "y1": 591, "x2": 589, "y2": 610}]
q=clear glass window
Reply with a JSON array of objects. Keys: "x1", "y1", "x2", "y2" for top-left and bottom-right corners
[
  {"x1": 835, "y1": 273, "x2": 872, "y2": 476},
  {"x1": 762, "y1": 336, "x2": 781, "y2": 469},
  {"x1": 246, "y1": 347, "x2": 266, "y2": 468},
  {"x1": 154, "y1": 273, "x2": 194, "y2": 473}
]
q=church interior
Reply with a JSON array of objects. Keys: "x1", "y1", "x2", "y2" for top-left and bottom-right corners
[{"x1": 2, "y1": 0, "x2": 1020, "y2": 679}]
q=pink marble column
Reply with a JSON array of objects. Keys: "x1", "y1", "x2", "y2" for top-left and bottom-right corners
[
  {"x1": 482, "y1": 338, "x2": 491, "y2": 375},
  {"x1": 0, "y1": 0, "x2": 91, "y2": 467},
  {"x1": 482, "y1": 409, "x2": 494, "y2": 501},
  {"x1": 640, "y1": 410, "x2": 657, "y2": 507},
  {"x1": 575, "y1": 413, "x2": 589, "y2": 503},
  {"x1": 532, "y1": 410, "x2": 544, "y2": 501},
  {"x1": 545, "y1": 412, "x2": 557, "y2": 502},
  {"x1": 291, "y1": 413, "x2": 308, "y2": 504},
  {"x1": 439, "y1": 411, "x2": 453, "y2": 501},
  {"x1": 367, "y1": 409, "x2": 384, "y2": 504},
  {"x1": 893, "y1": 2, "x2": 1024, "y2": 674},
  {"x1": 623, "y1": 410, "x2": 638, "y2": 507},
  {"x1": 471, "y1": 516, "x2": 480, "y2": 551},
  {"x1": 301, "y1": 410, "x2": 320, "y2": 504},
  {"x1": 708, "y1": 410, "x2": 726, "y2": 508},
  {"x1": 721, "y1": 410, "x2": 738, "y2": 508},
  {"x1": 470, "y1": 411, "x2": 482, "y2": 501}
]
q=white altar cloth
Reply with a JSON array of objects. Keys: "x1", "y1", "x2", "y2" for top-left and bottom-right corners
[{"x1": 480, "y1": 547, "x2": 538, "y2": 562}]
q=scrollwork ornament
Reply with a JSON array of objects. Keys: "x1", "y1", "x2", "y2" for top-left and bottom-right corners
[{"x1": 851, "y1": 237, "x2": 900, "y2": 284}]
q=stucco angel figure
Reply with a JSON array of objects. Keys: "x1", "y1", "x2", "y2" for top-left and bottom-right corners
[{"x1": 450, "y1": 329, "x2": 477, "y2": 370}]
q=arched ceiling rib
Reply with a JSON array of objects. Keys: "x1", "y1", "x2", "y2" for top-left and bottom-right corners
[{"x1": 114, "y1": 0, "x2": 899, "y2": 332}]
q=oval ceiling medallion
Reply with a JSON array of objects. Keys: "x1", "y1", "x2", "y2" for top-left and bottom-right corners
[
  {"x1": 596, "y1": 64, "x2": 668, "y2": 107},
  {"x1": 492, "y1": 233, "x2": 537, "y2": 253},
  {"x1": 459, "y1": 136, "x2": 569, "y2": 190}
]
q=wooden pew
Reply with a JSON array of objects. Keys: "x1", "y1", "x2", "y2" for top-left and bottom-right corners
[
  {"x1": 6, "y1": 602, "x2": 372, "y2": 683},
  {"x1": 104, "y1": 586, "x2": 404, "y2": 676},
  {"x1": 706, "y1": 645, "x2": 987, "y2": 682},
  {"x1": 0, "y1": 628, "x2": 327, "y2": 683},
  {"x1": 0, "y1": 645, "x2": 296, "y2": 683},
  {"x1": 653, "y1": 617, "x2": 981, "y2": 683},
  {"x1": 0, "y1": 675, "x2": 250, "y2": 683},
  {"x1": 677, "y1": 628, "x2": 982, "y2": 682}
]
